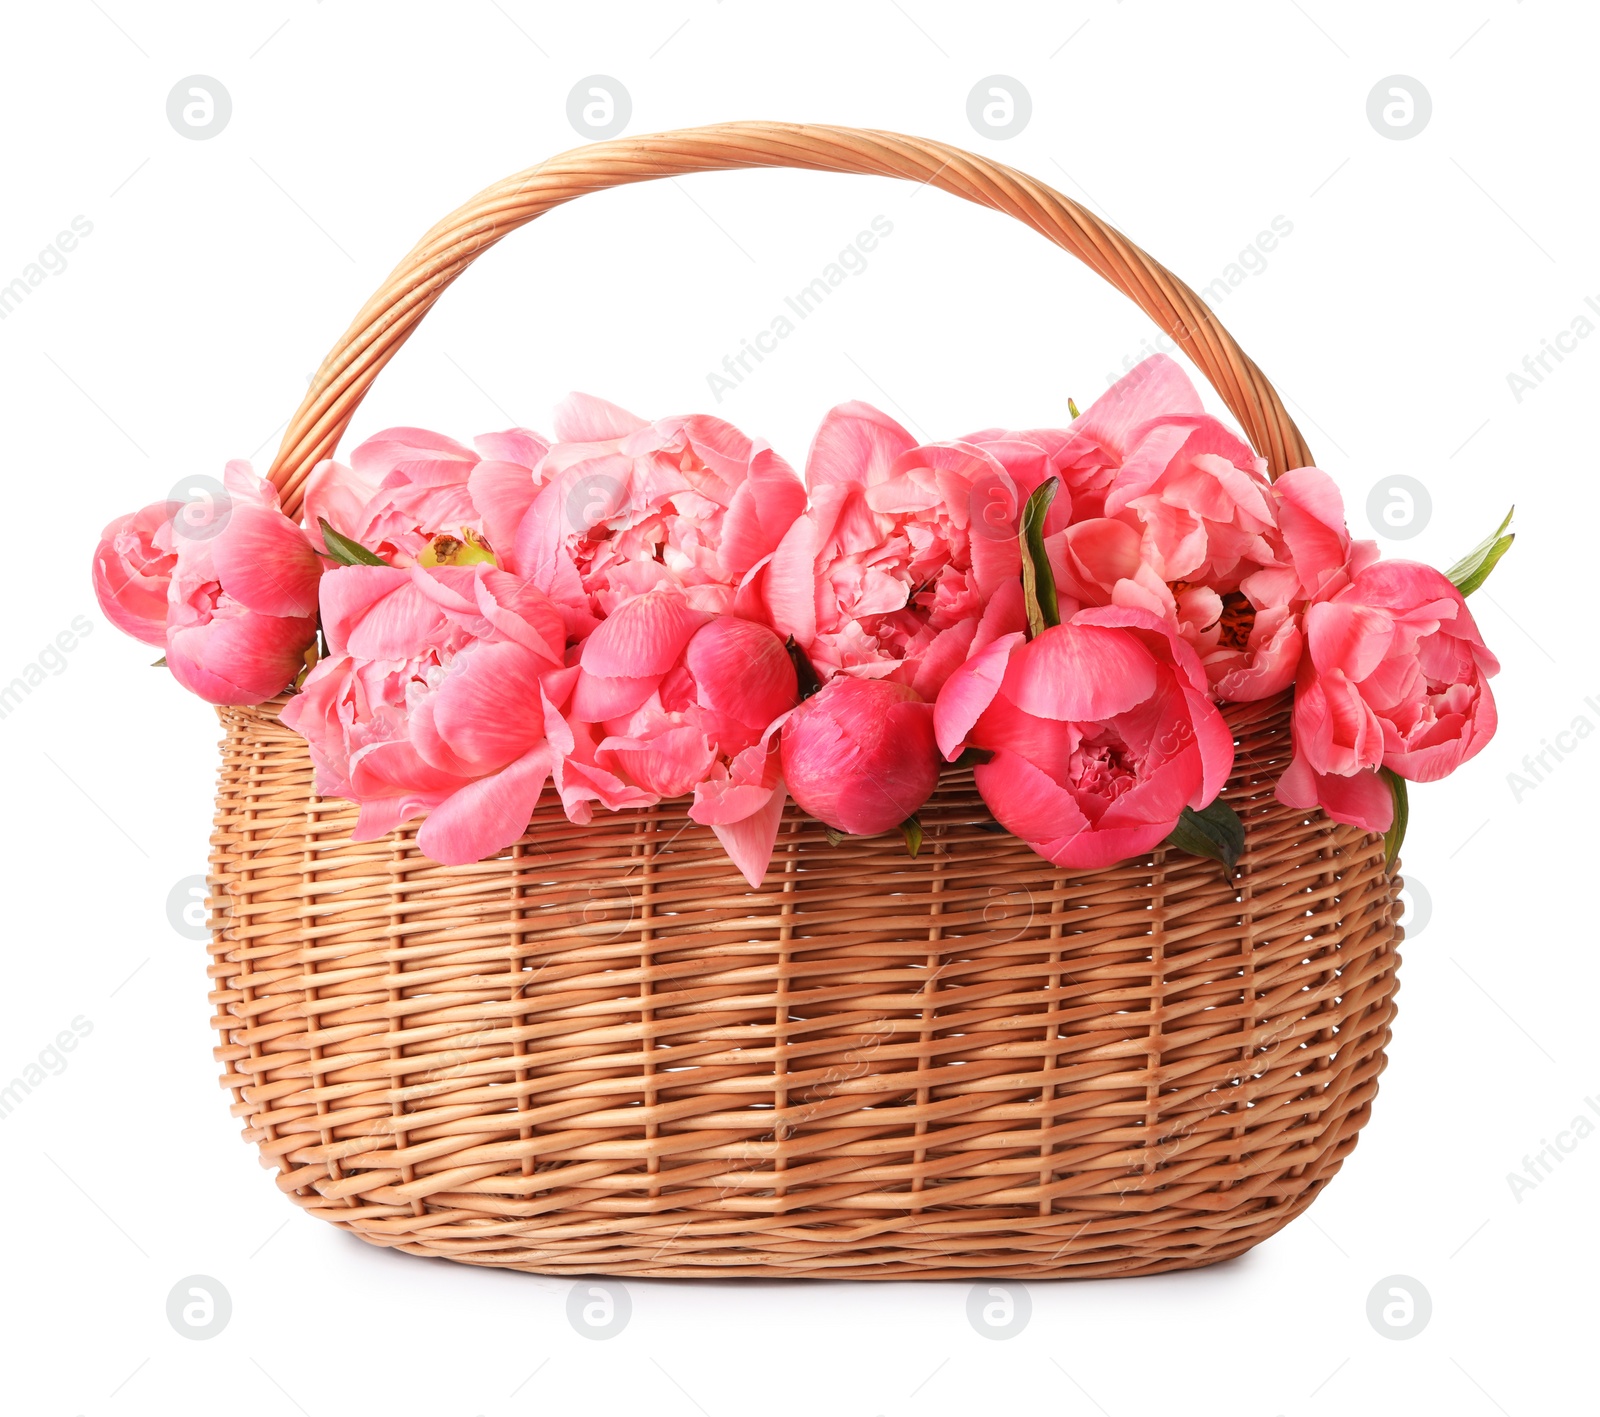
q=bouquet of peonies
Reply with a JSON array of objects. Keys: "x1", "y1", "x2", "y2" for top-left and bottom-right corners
[{"x1": 93, "y1": 356, "x2": 1510, "y2": 886}]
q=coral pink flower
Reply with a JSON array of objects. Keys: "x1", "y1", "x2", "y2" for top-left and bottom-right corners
[
  {"x1": 934, "y1": 606, "x2": 1234, "y2": 870},
  {"x1": 780, "y1": 677, "x2": 941, "y2": 836},
  {"x1": 92, "y1": 499, "x2": 182, "y2": 646},
  {"x1": 1053, "y1": 450, "x2": 1375, "y2": 704},
  {"x1": 512, "y1": 395, "x2": 806, "y2": 621},
  {"x1": 562, "y1": 589, "x2": 799, "y2": 885},
  {"x1": 161, "y1": 463, "x2": 324, "y2": 704},
  {"x1": 961, "y1": 354, "x2": 1207, "y2": 524},
  {"x1": 279, "y1": 561, "x2": 573, "y2": 863},
  {"x1": 1276, "y1": 561, "x2": 1499, "y2": 830},
  {"x1": 302, "y1": 425, "x2": 551, "y2": 570},
  {"x1": 752, "y1": 402, "x2": 1023, "y2": 696}
]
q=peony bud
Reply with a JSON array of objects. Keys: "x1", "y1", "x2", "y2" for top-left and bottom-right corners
[{"x1": 780, "y1": 677, "x2": 940, "y2": 836}]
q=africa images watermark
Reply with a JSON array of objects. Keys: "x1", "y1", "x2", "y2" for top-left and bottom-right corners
[
  {"x1": 0, "y1": 1017, "x2": 94, "y2": 1121},
  {"x1": 1506, "y1": 1092, "x2": 1600, "y2": 1202},
  {"x1": 0, "y1": 615, "x2": 94, "y2": 721},
  {"x1": 1505, "y1": 293, "x2": 1600, "y2": 403},
  {"x1": 0, "y1": 216, "x2": 95, "y2": 321},
  {"x1": 705, "y1": 215, "x2": 895, "y2": 403},
  {"x1": 1503, "y1": 691, "x2": 1600, "y2": 802},
  {"x1": 1105, "y1": 216, "x2": 1293, "y2": 384}
]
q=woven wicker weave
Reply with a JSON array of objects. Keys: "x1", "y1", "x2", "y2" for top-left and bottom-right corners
[{"x1": 206, "y1": 122, "x2": 1402, "y2": 1279}]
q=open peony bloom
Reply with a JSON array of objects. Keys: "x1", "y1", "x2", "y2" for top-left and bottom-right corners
[
  {"x1": 302, "y1": 425, "x2": 551, "y2": 569},
  {"x1": 752, "y1": 402, "x2": 1023, "y2": 697},
  {"x1": 158, "y1": 463, "x2": 323, "y2": 704},
  {"x1": 780, "y1": 676, "x2": 941, "y2": 836},
  {"x1": 563, "y1": 589, "x2": 798, "y2": 885},
  {"x1": 92, "y1": 498, "x2": 182, "y2": 647},
  {"x1": 934, "y1": 606, "x2": 1234, "y2": 870},
  {"x1": 1053, "y1": 446, "x2": 1377, "y2": 705},
  {"x1": 1276, "y1": 560, "x2": 1499, "y2": 831},
  {"x1": 280, "y1": 561, "x2": 573, "y2": 864},
  {"x1": 513, "y1": 395, "x2": 807, "y2": 622}
]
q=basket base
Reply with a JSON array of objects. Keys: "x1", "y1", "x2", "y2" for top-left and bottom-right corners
[
  {"x1": 289, "y1": 1148, "x2": 1358, "y2": 1280},
  {"x1": 273, "y1": 1094, "x2": 1377, "y2": 1280}
]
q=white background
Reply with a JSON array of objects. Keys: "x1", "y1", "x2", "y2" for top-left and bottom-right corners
[{"x1": 2, "y1": 2, "x2": 1595, "y2": 1414}]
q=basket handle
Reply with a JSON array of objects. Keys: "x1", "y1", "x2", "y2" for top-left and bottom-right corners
[{"x1": 267, "y1": 121, "x2": 1311, "y2": 515}]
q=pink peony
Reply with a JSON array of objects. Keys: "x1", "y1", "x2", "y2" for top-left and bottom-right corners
[
  {"x1": 961, "y1": 354, "x2": 1206, "y2": 524},
  {"x1": 161, "y1": 463, "x2": 324, "y2": 704},
  {"x1": 751, "y1": 402, "x2": 1023, "y2": 697},
  {"x1": 1053, "y1": 450, "x2": 1376, "y2": 704},
  {"x1": 562, "y1": 589, "x2": 798, "y2": 884},
  {"x1": 92, "y1": 499, "x2": 182, "y2": 646},
  {"x1": 934, "y1": 606, "x2": 1234, "y2": 870},
  {"x1": 780, "y1": 676, "x2": 941, "y2": 836},
  {"x1": 513, "y1": 394, "x2": 806, "y2": 621},
  {"x1": 302, "y1": 425, "x2": 551, "y2": 570},
  {"x1": 1276, "y1": 561, "x2": 1499, "y2": 831},
  {"x1": 279, "y1": 561, "x2": 574, "y2": 864}
]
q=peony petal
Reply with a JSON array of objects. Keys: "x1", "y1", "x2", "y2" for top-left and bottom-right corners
[
  {"x1": 1076, "y1": 355, "x2": 1205, "y2": 456},
  {"x1": 1183, "y1": 686, "x2": 1236, "y2": 807},
  {"x1": 1305, "y1": 601, "x2": 1396, "y2": 682},
  {"x1": 415, "y1": 745, "x2": 555, "y2": 865},
  {"x1": 91, "y1": 501, "x2": 180, "y2": 647},
  {"x1": 1275, "y1": 757, "x2": 1392, "y2": 832},
  {"x1": 165, "y1": 608, "x2": 315, "y2": 705},
  {"x1": 972, "y1": 579, "x2": 1029, "y2": 652},
  {"x1": 1056, "y1": 518, "x2": 1143, "y2": 603},
  {"x1": 351, "y1": 427, "x2": 476, "y2": 482},
  {"x1": 1040, "y1": 818, "x2": 1173, "y2": 871},
  {"x1": 933, "y1": 631, "x2": 1023, "y2": 759},
  {"x1": 350, "y1": 795, "x2": 432, "y2": 842},
  {"x1": 685, "y1": 617, "x2": 797, "y2": 732},
  {"x1": 427, "y1": 640, "x2": 548, "y2": 769},
  {"x1": 302, "y1": 458, "x2": 381, "y2": 551},
  {"x1": 1000, "y1": 622, "x2": 1158, "y2": 722},
  {"x1": 212, "y1": 502, "x2": 323, "y2": 618},
  {"x1": 910, "y1": 618, "x2": 978, "y2": 701},
  {"x1": 649, "y1": 413, "x2": 755, "y2": 483},
  {"x1": 580, "y1": 589, "x2": 707, "y2": 678},
  {"x1": 468, "y1": 460, "x2": 541, "y2": 567},
  {"x1": 597, "y1": 725, "x2": 716, "y2": 799},
  {"x1": 571, "y1": 668, "x2": 660, "y2": 721},
  {"x1": 806, "y1": 401, "x2": 916, "y2": 489},
  {"x1": 974, "y1": 749, "x2": 1090, "y2": 847},
  {"x1": 708, "y1": 783, "x2": 787, "y2": 888},
  {"x1": 1386, "y1": 678, "x2": 1498, "y2": 784},
  {"x1": 320, "y1": 567, "x2": 443, "y2": 659},
  {"x1": 760, "y1": 516, "x2": 820, "y2": 645},
  {"x1": 719, "y1": 446, "x2": 807, "y2": 577},
  {"x1": 472, "y1": 428, "x2": 549, "y2": 468},
  {"x1": 553, "y1": 392, "x2": 648, "y2": 442},
  {"x1": 472, "y1": 568, "x2": 567, "y2": 666}
]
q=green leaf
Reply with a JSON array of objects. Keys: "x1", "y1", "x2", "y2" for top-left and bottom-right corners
[
  {"x1": 954, "y1": 745, "x2": 994, "y2": 769},
  {"x1": 824, "y1": 826, "x2": 847, "y2": 848},
  {"x1": 1165, "y1": 798, "x2": 1246, "y2": 873},
  {"x1": 900, "y1": 816, "x2": 923, "y2": 858},
  {"x1": 1067, "y1": 396, "x2": 1081, "y2": 420},
  {"x1": 1445, "y1": 506, "x2": 1514, "y2": 596},
  {"x1": 1380, "y1": 767, "x2": 1408, "y2": 874},
  {"x1": 1019, "y1": 476, "x2": 1061, "y2": 640},
  {"x1": 150, "y1": 655, "x2": 167, "y2": 667},
  {"x1": 785, "y1": 636, "x2": 823, "y2": 700},
  {"x1": 319, "y1": 518, "x2": 387, "y2": 567}
]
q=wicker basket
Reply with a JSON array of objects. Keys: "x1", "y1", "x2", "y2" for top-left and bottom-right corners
[{"x1": 206, "y1": 122, "x2": 1402, "y2": 1280}]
